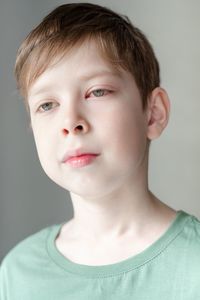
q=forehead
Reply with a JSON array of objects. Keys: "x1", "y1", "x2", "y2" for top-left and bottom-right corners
[
  {"x1": 50, "y1": 39, "x2": 120, "y2": 75},
  {"x1": 28, "y1": 39, "x2": 129, "y2": 97}
]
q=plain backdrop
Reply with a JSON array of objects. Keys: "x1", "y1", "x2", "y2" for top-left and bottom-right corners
[{"x1": 0, "y1": 0, "x2": 200, "y2": 262}]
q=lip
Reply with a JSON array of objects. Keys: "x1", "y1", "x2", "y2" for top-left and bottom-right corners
[
  {"x1": 65, "y1": 153, "x2": 99, "y2": 168},
  {"x1": 62, "y1": 149, "x2": 100, "y2": 164}
]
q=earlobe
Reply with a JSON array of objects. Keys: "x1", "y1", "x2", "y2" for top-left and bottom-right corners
[{"x1": 146, "y1": 87, "x2": 170, "y2": 140}]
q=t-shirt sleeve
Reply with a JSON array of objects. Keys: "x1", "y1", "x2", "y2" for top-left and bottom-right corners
[
  {"x1": 0, "y1": 225, "x2": 54, "y2": 300},
  {"x1": 0, "y1": 259, "x2": 8, "y2": 300}
]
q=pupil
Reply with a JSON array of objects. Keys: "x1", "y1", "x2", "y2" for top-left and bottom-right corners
[
  {"x1": 94, "y1": 89, "x2": 104, "y2": 96},
  {"x1": 43, "y1": 103, "x2": 51, "y2": 110}
]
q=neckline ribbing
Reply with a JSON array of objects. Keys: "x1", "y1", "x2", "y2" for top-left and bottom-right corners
[{"x1": 46, "y1": 210, "x2": 191, "y2": 278}]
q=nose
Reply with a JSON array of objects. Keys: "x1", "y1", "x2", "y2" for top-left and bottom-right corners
[
  {"x1": 60, "y1": 94, "x2": 90, "y2": 137},
  {"x1": 61, "y1": 117, "x2": 90, "y2": 136}
]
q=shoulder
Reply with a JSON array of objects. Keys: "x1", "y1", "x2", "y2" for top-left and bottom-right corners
[
  {"x1": 0, "y1": 224, "x2": 61, "y2": 298},
  {"x1": 157, "y1": 211, "x2": 200, "y2": 268},
  {"x1": 182, "y1": 212, "x2": 200, "y2": 241},
  {"x1": 175, "y1": 211, "x2": 200, "y2": 246},
  {"x1": 176, "y1": 212, "x2": 200, "y2": 273},
  {"x1": 0, "y1": 224, "x2": 59, "y2": 271},
  {"x1": 182, "y1": 212, "x2": 200, "y2": 250}
]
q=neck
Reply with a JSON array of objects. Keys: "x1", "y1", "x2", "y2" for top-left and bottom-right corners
[
  {"x1": 65, "y1": 154, "x2": 176, "y2": 242},
  {"x1": 69, "y1": 187, "x2": 172, "y2": 242}
]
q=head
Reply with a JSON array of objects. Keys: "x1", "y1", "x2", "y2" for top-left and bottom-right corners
[
  {"x1": 15, "y1": 2, "x2": 160, "y2": 115},
  {"x1": 14, "y1": 3, "x2": 170, "y2": 199}
]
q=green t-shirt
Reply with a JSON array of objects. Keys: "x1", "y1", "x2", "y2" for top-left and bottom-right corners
[{"x1": 1, "y1": 210, "x2": 200, "y2": 299}]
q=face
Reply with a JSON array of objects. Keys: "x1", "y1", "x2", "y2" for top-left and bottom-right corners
[{"x1": 28, "y1": 40, "x2": 149, "y2": 199}]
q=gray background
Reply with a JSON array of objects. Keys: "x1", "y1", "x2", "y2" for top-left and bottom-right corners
[{"x1": 1, "y1": 0, "x2": 200, "y2": 263}]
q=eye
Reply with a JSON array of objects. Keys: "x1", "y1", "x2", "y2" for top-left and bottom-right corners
[
  {"x1": 37, "y1": 102, "x2": 57, "y2": 112},
  {"x1": 86, "y1": 88, "x2": 112, "y2": 99}
]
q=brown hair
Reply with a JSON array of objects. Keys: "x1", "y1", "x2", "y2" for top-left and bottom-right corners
[{"x1": 14, "y1": 3, "x2": 160, "y2": 113}]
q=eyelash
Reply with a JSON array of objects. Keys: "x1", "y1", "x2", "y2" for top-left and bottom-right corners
[
  {"x1": 36, "y1": 89, "x2": 112, "y2": 113},
  {"x1": 86, "y1": 88, "x2": 112, "y2": 98},
  {"x1": 37, "y1": 102, "x2": 57, "y2": 113}
]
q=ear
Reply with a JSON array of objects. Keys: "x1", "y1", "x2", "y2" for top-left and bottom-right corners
[{"x1": 146, "y1": 87, "x2": 170, "y2": 140}]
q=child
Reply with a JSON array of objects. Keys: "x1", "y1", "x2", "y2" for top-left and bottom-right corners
[{"x1": 1, "y1": 3, "x2": 200, "y2": 299}]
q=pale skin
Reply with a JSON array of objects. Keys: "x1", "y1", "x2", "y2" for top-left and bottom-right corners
[{"x1": 28, "y1": 39, "x2": 176, "y2": 265}]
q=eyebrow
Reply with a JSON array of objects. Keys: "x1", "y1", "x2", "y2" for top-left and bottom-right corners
[
  {"x1": 28, "y1": 69, "x2": 123, "y2": 100},
  {"x1": 79, "y1": 69, "x2": 122, "y2": 80}
]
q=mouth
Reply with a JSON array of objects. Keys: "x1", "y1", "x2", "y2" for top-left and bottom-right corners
[{"x1": 63, "y1": 153, "x2": 100, "y2": 168}]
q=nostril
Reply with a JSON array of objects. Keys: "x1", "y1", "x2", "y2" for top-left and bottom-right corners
[
  {"x1": 63, "y1": 128, "x2": 69, "y2": 135},
  {"x1": 76, "y1": 125, "x2": 83, "y2": 131}
]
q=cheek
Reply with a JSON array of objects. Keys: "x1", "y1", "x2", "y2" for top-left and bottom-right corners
[
  {"x1": 32, "y1": 124, "x2": 55, "y2": 166},
  {"x1": 105, "y1": 107, "x2": 147, "y2": 161},
  {"x1": 106, "y1": 104, "x2": 146, "y2": 140}
]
